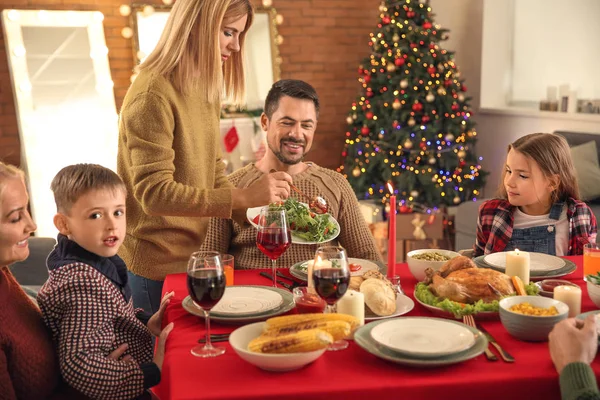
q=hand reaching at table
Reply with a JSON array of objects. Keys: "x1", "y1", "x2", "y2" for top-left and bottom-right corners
[
  {"x1": 148, "y1": 291, "x2": 175, "y2": 337},
  {"x1": 549, "y1": 314, "x2": 598, "y2": 373},
  {"x1": 154, "y1": 322, "x2": 175, "y2": 371}
]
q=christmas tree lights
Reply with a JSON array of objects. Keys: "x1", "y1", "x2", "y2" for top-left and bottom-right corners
[{"x1": 338, "y1": 0, "x2": 487, "y2": 210}]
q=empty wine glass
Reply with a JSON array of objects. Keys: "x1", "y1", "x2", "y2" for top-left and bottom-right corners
[
  {"x1": 312, "y1": 245, "x2": 351, "y2": 351},
  {"x1": 186, "y1": 251, "x2": 226, "y2": 357},
  {"x1": 256, "y1": 207, "x2": 292, "y2": 287}
]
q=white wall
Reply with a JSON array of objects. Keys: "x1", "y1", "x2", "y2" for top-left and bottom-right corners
[{"x1": 429, "y1": 0, "x2": 600, "y2": 198}]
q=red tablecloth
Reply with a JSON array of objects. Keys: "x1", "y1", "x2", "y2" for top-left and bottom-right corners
[{"x1": 155, "y1": 257, "x2": 598, "y2": 400}]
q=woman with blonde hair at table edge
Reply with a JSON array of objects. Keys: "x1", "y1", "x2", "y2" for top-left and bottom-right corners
[
  {"x1": 118, "y1": 0, "x2": 292, "y2": 314},
  {"x1": 0, "y1": 162, "x2": 71, "y2": 399}
]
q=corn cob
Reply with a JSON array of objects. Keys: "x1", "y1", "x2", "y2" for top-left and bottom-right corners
[
  {"x1": 248, "y1": 329, "x2": 333, "y2": 354},
  {"x1": 265, "y1": 313, "x2": 360, "y2": 331},
  {"x1": 264, "y1": 320, "x2": 351, "y2": 342}
]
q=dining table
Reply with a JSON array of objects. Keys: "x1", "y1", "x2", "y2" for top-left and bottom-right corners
[{"x1": 154, "y1": 256, "x2": 599, "y2": 400}]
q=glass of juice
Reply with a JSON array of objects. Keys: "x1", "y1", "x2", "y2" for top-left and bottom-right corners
[
  {"x1": 584, "y1": 243, "x2": 600, "y2": 280},
  {"x1": 221, "y1": 254, "x2": 235, "y2": 286}
]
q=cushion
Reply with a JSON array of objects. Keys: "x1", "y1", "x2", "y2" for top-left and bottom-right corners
[{"x1": 570, "y1": 141, "x2": 600, "y2": 201}]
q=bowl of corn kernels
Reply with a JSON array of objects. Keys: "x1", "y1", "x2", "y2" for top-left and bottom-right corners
[
  {"x1": 406, "y1": 249, "x2": 461, "y2": 281},
  {"x1": 499, "y1": 296, "x2": 568, "y2": 342}
]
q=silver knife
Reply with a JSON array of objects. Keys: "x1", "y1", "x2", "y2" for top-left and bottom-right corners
[
  {"x1": 477, "y1": 325, "x2": 515, "y2": 363},
  {"x1": 259, "y1": 272, "x2": 293, "y2": 290}
]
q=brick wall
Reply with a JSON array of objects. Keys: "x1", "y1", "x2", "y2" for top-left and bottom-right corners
[{"x1": 0, "y1": 0, "x2": 379, "y2": 169}]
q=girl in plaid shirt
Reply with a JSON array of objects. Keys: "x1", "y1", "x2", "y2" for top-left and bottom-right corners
[{"x1": 474, "y1": 133, "x2": 597, "y2": 257}]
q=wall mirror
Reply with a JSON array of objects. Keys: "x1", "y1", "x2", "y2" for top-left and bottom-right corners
[
  {"x1": 2, "y1": 9, "x2": 119, "y2": 238},
  {"x1": 131, "y1": 4, "x2": 281, "y2": 110}
]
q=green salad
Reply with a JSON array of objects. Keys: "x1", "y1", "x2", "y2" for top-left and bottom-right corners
[
  {"x1": 587, "y1": 272, "x2": 600, "y2": 285},
  {"x1": 414, "y1": 282, "x2": 540, "y2": 318},
  {"x1": 269, "y1": 198, "x2": 337, "y2": 242}
]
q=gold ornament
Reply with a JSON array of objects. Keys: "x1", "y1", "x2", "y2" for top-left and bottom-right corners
[
  {"x1": 437, "y1": 87, "x2": 446, "y2": 95},
  {"x1": 445, "y1": 133, "x2": 455, "y2": 141},
  {"x1": 425, "y1": 92, "x2": 435, "y2": 102},
  {"x1": 407, "y1": 117, "x2": 416, "y2": 126},
  {"x1": 404, "y1": 139, "x2": 413, "y2": 149},
  {"x1": 346, "y1": 116, "x2": 353, "y2": 124},
  {"x1": 386, "y1": 64, "x2": 396, "y2": 72},
  {"x1": 392, "y1": 33, "x2": 400, "y2": 42},
  {"x1": 458, "y1": 93, "x2": 465, "y2": 102},
  {"x1": 428, "y1": 157, "x2": 436, "y2": 165},
  {"x1": 400, "y1": 79, "x2": 409, "y2": 89},
  {"x1": 392, "y1": 100, "x2": 401, "y2": 110},
  {"x1": 453, "y1": 196, "x2": 461, "y2": 204},
  {"x1": 457, "y1": 150, "x2": 466, "y2": 158},
  {"x1": 455, "y1": 71, "x2": 461, "y2": 78},
  {"x1": 379, "y1": 4, "x2": 385, "y2": 12},
  {"x1": 353, "y1": 113, "x2": 358, "y2": 120},
  {"x1": 352, "y1": 167, "x2": 361, "y2": 177},
  {"x1": 378, "y1": 133, "x2": 384, "y2": 139},
  {"x1": 437, "y1": 63, "x2": 444, "y2": 72},
  {"x1": 410, "y1": 190, "x2": 419, "y2": 198}
]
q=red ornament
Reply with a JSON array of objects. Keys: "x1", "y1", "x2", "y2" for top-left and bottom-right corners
[
  {"x1": 429, "y1": 43, "x2": 436, "y2": 49},
  {"x1": 361, "y1": 126, "x2": 370, "y2": 135},
  {"x1": 421, "y1": 115, "x2": 430, "y2": 123},
  {"x1": 419, "y1": 142, "x2": 427, "y2": 150},
  {"x1": 460, "y1": 84, "x2": 467, "y2": 92},
  {"x1": 412, "y1": 102, "x2": 423, "y2": 112},
  {"x1": 395, "y1": 57, "x2": 405, "y2": 67},
  {"x1": 422, "y1": 21, "x2": 432, "y2": 29},
  {"x1": 406, "y1": 11, "x2": 415, "y2": 18},
  {"x1": 382, "y1": 16, "x2": 391, "y2": 25},
  {"x1": 451, "y1": 103, "x2": 460, "y2": 111},
  {"x1": 366, "y1": 90, "x2": 374, "y2": 98},
  {"x1": 364, "y1": 75, "x2": 371, "y2": 84},
  {"x1": 223, "y1": 126, "x2": 239, "y2": 153},
  {"x1": 399, "y1": 205, "x2": 412, "y2": 214},
  {"x1": 342, "y1": 151, "x2": 347, "y2": 157},
  {"x1": 444, "y1": 79, "x2": 453, "y2": 87},
  {"x1": 366, "y1": 111, "x2": 374, "y2": 119},
  {"x1": 410, "y1": 43, "x2": 418, "y2": 49},
  {"x1": 427, "y1": 66, "x2": 436, "y2": 75},
  {"x1": 459, "y1": 160, "x2": 466, "y2": 167}
]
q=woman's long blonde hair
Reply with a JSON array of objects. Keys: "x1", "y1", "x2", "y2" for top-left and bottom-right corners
[
  {"x1": 497, "y1": 133, "x2": 580, "y2": 203},
  {"x1": 139, "y1": 0, "x2": 253, "y2": 105},
  {"x1": 0, "y1": 162, "x2": 24, "y2": 201}
]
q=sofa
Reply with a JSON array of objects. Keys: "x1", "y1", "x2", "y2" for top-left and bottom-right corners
[{"x1": 454, "y1": 130, "x2": 600, "y2": 251}]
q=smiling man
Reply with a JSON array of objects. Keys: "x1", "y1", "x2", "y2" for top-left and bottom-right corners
[{"x1": 200, "y1": 79, "x2": 382, "y2": 269}]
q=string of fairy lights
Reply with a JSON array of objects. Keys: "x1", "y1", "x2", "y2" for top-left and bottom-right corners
[{"x1": 338, "y1": 0, "x2": 486, "y2": 210}]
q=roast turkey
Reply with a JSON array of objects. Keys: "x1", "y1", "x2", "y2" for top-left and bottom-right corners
[{"x1": 423, "y1": 256, "x2": 515, "y2": 303}]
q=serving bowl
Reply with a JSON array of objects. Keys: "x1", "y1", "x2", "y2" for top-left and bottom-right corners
[
  {"x1": 406, "y1": 249, "x2": 461, "y2": 281},
  {"x1": 499, "y1": 296, "x2": 568, "y2": 341},
  {"x1": 536, "y1": 279, "x2": 580, "y2": 298},
  {"x1": 229, "y1": 322, "x2": 326, "y2": 372},
  {"x1": 586, "y1": 280, "x2": 600, "y2": 308}
]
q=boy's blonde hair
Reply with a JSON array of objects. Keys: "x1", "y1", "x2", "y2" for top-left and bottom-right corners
[
  {"x1": 0, "y1": 161, "x2": 25, "y2": 202},
  {"x1": 51, "y1": 164, "x2": 126, "y2": 214},
  {"x1": 497, "y1": 133, "x2": 580, "y2": 203},
  {"x1": 139, "y1": 0, "x2": 254, "y2": 105}
]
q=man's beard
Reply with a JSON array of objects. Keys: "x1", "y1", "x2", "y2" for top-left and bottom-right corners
[{"x1": 268, "y1": 138, "x2": 306, "y2": 165}]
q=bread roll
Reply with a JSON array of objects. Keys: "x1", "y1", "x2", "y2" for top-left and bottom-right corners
[
  {"x1": 349, "y1": 276, "x2": 364, "y2": 292},
  {"x1": 360, "y1": 278, "x2": 396, "y2": 316}
]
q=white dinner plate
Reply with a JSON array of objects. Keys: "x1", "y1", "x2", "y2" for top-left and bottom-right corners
[
  {"x1": 369, "y1": 317, "x2": 476, "y2": 358},
  {"x1": 483, "y1": 252, "x2": 566, "y2": 272},
  {"x1": 210, "y1": 287, "x2": 283, "y2": 316},
  {"x1": 246, "y1": 204, "x2": 340, "y2": 245},
  {"x1": 365, "y1": 293, "x2": 415, "y2": 322},
  {"x1": 289, "y1": 258, "x2": 380, "y2": 281}
]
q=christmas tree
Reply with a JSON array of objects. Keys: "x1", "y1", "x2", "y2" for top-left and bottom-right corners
[{"x1": 338, "y1": 0, "x2": 487, "y2": 211}]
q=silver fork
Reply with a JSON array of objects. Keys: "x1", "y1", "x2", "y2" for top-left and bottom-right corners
[{"x1": 463, "y1": 314, "x2": 497, "y2": 361}]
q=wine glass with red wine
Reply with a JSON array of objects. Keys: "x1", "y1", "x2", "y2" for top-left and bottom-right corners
[
  {"x1": 256, "y1": 207, "x2": 292, "y2": 287},
  {"x1": 186, "y1": 251, "x2": 226, "y2": 357},
  {"x1": 312, "y1": 246, "x2": 351, "y2": 351}
]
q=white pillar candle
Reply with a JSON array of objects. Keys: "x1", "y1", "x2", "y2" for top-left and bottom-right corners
[
  {"x1": 307, "y1": 258, "x2": 332, "y2": 290},
  {"x1": 337, "y1": 290, "x2": 365, "y2": 336},
  {"x1": 546, "y1": 86, "x2": 558, "y2": 102},
  {"x1": 505, "y1": 249, "x2": 530, "y2": 284},
  {"x1": 554, "y1": 285, "x2": 581, "y2": 317}
]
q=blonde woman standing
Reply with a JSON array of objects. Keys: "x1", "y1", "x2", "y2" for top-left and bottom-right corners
[{"x1": 118, "y1": 0, "x2": 292, "y2": 313}]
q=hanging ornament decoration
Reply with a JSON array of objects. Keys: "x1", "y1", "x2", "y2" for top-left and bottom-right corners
[
  {"x1": 353, "y1": 167, "x2": 361, "y2": 177},
  {"x1": 460, "y1": 84, "x2": 467, "y2": 92},
  {"x1": 395, "y1": 57, "x2": 405, "y2": 67},
  {"x1": 361, "y1": 125, "x2": 370, "y2": 135},
  {"x1": 346, "y1": 116, "x2": 353, "y2": 124},
  {"x1": 393, "y1": 33, "x2": 400, "y2": 42},
  {"x1": 457, "y1": 150, "x2": 466, "y2": 158},
  {"x1": 412, "y1": 102, "x2": 423, "y2": 112},
  {"x1": 379, "y1": 4, "x2": 386, "y2": 12},
  {"x1": 421, "y1": 115, "x2": 430, "y2": 123},
  {"x1": 445, "y1": 133, "x2": 455, "y2": 142},
  {"x1": 428, "y1": 157, "x2": 436, "y2": 165},
  {"x1": 352, "y1": 113, "x2": 358, "y2": 120},
  {"x1": 404, "y1": 139, "x2": 413, "y2": 149},
  {"x1": 366, "y1": 111, "x2": 374, "y2": 119},
  {"x1": 400, "y1": 79, "x2": 409, "y2": 89},
  {"x1": 427, "y1": 66, "x2": 436, "y2": 75},
  {"x1": 453, "y1": 196, "x2": 461, "y2": 204},
  {"x1": 386, "y1": 64, "x2": 396, "y2": 72},
  {"x1": 407, "y1": 117, "x2": 416, "y2": 126},
  {"x1": 458, "y1": 93, "x2": 465, "y2": 102},
  {"x1": 364, "y1": 74, "x2": 371, "y2": 84},
  {"x1": 437, "y1": 87, "x2": 446, "y2": 95},
  {"x1": 378, "y1": 133, "x2": 385, "y2": 139},
  {"x1": 451, "y1": 103, "x2": 460, "y2": 111},
  {"x1": 392, "y1": 100, "x2": 401, "y2": 110},
  {"x1": 419, "y1": 141, "x2": 427, "y2": 150},
  {"x1": 422, "y1": 21, "x2": 432, "y2": 29},
  {"x1": 382, "y1": 16, "x2": 391, "y2": 25},
  {"x1": 425, "y1": 92, "x2": 435, "y2": 102},
  {"x1": 437, "y1": 63, "x2": 444, "y2": 72},
  {"x1": 444, "y1": 79, "x2": 453, "y2": 87},
  {"x1": 410, "y1": 190, "x2": 419, "y2": 198}
]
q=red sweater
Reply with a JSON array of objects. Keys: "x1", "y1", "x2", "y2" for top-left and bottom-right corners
[{"x1": 0, "y1": 267, "x2": 60, "y2": 399}]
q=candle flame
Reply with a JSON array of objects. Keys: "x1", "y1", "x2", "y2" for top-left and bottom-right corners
[
  {"x1": 515, "y1": 248, "x2": 519, "y2": 255},
  {"x1": 387, "y1": 182, "x2": 394, "y2": 194}
]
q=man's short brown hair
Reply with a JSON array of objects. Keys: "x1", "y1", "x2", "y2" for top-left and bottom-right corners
[{"x1": 51, "y1": 164, "x2": 126, "y2": 214}]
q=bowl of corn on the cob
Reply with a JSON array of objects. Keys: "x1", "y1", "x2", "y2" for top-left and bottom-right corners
[{"x1": 229, "y1": 321, "x2": 328, "y2": 372}]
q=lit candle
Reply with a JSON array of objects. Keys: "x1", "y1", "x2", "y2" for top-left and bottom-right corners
[
  {"x1": 337, "y1": 290, "x2": 365, "y2": 329},
  {"x1": 307, "y1": 256, "x2": 332, "y2": 291},
  {"x1": 505, "y1": 249, "x2": 530, "y2": 284},
  {"x1": 554, "y1": 285, "x2": 582, "y2": 317},
  {"x1": 387, "y1": 183, "x2": 396, "y2": 279}
]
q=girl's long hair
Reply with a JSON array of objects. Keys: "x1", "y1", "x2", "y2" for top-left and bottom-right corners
[
  {"x1": 0, "y1": 162, "x2": 24, "y2": 201},
  {"x1": 497, "y1": 133, "x2": 580, "y2": 202},
  {"x1": 139, "y1": 0, "x2": 253, "y2": 105}
]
